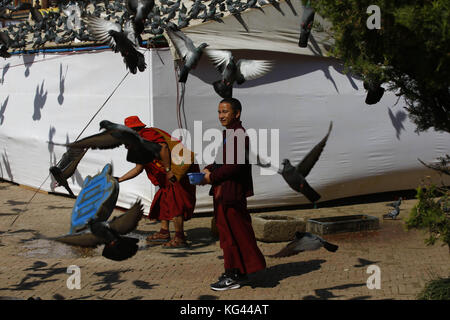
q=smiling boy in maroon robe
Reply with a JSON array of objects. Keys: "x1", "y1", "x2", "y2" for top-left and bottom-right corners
[{"x1": 202, "y1": 98, "x2": 266, "y2": 291}]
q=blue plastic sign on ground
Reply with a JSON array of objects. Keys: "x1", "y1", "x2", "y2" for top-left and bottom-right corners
[{"x1": 69, "y1": 163, "x2": 119, "y2": 234}]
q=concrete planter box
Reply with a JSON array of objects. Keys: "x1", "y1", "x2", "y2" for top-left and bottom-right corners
[
  {"x1": 307, "y1": 215, "x2": 379, "y2": 235},
  {"x1": 252, "y1": 214, "x2": 306, "y2": 242}
]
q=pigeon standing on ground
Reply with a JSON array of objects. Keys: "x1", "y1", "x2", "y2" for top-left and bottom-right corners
[
  {"x1": 386, "y1": 197, "x2": 402, "y2": 209},
  {"x1": 278, "y1": 122, "x2": 333, "y2": 203},
  {"x1": 57, "y1": 120, "x2": 162, "y2": 165},
  {"x1": 269, "y1": 231, "x2": 339, "y2": 258},
  {"x1": 383, "y1": 197, "x2": 402, "y2": 219},
  {"x1": 49, "y1": 148, "x2": 88, "y2": 197},
  {"x1": 165, "y1": 26, "x2": 208, "y2": 83},
  {"x1": 206, "y1": 49, "x2": 273, "y2": 98},
  {"x1": 87, "y1": 15, "x2": 146, "y2": 74},
  {"x1": 383, "y1": 206, "x2": 400, "y2": 219}
]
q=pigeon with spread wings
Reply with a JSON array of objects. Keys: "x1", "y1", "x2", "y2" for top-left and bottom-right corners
[
  {"x1": 206, "y1": 49, "x2": 273, "y2": 98},
  {"x1": 61, "y1": 120, "x2": 161, "y2": 165},
  {"x1": 86, "y1": 15, "x2": 146, "y2": 74},
  {"x1": 278, "y1": 121, "x2": 333, "y2": 203},
  {"x1": 269, "y1": 232, "x2": 338, "y2": 258},
  {"x1": 55, "y1": 200, "x2": 144, "y2": 261},
  {"x1": 49, "y1": 147, "x2": 88, "y2": 197},
  {"x1": 165, "y1": 26, "x2": 209, "y2": 83}
]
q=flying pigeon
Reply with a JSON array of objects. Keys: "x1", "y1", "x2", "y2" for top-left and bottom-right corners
[
  {"x1": 386, "y1": 197, "x2": 402, "y2": 209},
  {"x1": 59, "y1": 120, "x2": 162, "y2": 165},
  {"x1": 87, "y1": 15, "x2": 146, "y2": 74},
  {"x1": 206, "y1": 49, "x2": 273, "y2": 98},
  {"x1": 363, "y1": 79, "x2": 385, "y2": 105},
  {"x1": 56, "y1": 200, "x2": 143, "y2": 261},
  {"x1": 269, "y1": 231, "x2": 338, "y2": 258},
  {"x1": 298, "y1": 5, "x2": 315, "y2": 47},
  {"x1": 278, "y1": 121, "x2": 333, "y2": 203},
  {"x1": 0, "y1": 32, "x2": 11, "y2": 58},
  {"x1": 164, "y1": 26, "x2": 209, "y2": 83},
  {"x1": 49, "y1": 147, "x2": 88, "y2": 197},
  {"x1": 126, "y1": 0, "x2": 154, "y2": 37},
  {"x1": 383, "y1": 206, "x2": 400, "y2": 219}
]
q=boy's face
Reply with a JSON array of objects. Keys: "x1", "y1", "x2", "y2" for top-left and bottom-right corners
[{"x1": 218, "y1": 102, "x2": 240, "y2": 128}]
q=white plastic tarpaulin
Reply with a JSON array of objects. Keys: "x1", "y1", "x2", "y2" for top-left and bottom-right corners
[{"x1": 0, "y1": 48, "x2": 449, "y2": 214}]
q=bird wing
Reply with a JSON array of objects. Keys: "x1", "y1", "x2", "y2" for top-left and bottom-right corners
[
  {"x1": 86, "y1": 15, "x2": 122, "y2": 50},
  {"x1": 54, "y1": 231, "x2": 104, "y2": 247},
  {"x1": 237, "y1": 59, "x2": 273, "y2": 81},
  {"x1": 165, "y1": 28, "x2": 195, "y2": 60},
  {"x1": 296, "y1": 121, "x2": 333, "y2": 177},
  {"x1": 206, "y1": 49, "x2": 232, "y2": 73},
  {"x1": 67, "y1": 131, "x2": 123, "y2": 150},
  {"x1": 109, "y1": 200, "x2": 144, "y2": 235},
  {"x1": 58, "y1": 148, "x2": 88, "y2": 179},
  {"x1": 123, "y1": 20, "x2": 139, "y2": 47},
  {"x1": 268, "y1": 239, "x2": 301, "y2": 258}
]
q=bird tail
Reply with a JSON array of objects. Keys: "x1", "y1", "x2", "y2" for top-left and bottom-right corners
[
  {"x1": 137, "y1": 52, "x2": 146, "y2": 72},
  {"x1": 178, "y1": 65, "x2": 190, "y2": 83},
  {"x1": 123, "y1": 49, "x2": 146, "y2": 74},
  {"x1": 299, "y1": 179, "x2": 321, "y2": 203},
  {"x1": 102, "y1": 236, "x2": 139, "y2": 261},
  {"x1": 323, "y1": 241, "x2": 338, "y2": 252}
]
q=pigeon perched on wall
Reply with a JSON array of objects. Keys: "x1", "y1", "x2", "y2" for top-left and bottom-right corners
[
  {"x1": 206, "y1": 49, "x2": 273, "y2": 98},
  {"x1": 56, "y1": 200, "x2": 143, "y2": 261},
  {"x1": 383, "y1": 206, "x2": 400, "y2": 219},
  {"x1": 87, "y1": 15, "x2": 146, "y2": 74},
  {"x1": 165, "y1": 26, "x2": 208, "y2": 83},
  {"x1": 278, "y1": 122, "x2": 333, "y2": 203},
  {"x1": 269, "y1": 231, "x2": 338, "y2": 257},
  {"x1": 59, "y1": 120, "x2": 162, "y2": 165},
  {"x1": 126, "y1": 0, "x2": 154, "y2": 38},
  {"x1": 49, "y1": 148, "x2": 88, "y2": 197}
]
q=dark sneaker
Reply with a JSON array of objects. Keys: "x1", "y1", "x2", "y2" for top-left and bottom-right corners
[
  {"x1": 210, "y1": 276, "x2": 241, "y2": 291},
  {"x1": 234, "y1": 273, "x2": 249, "y2": 285}
]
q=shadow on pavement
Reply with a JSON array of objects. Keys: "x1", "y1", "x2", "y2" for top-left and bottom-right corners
[
  {"x1": 247, "y1": 259, "x2": 327, "y2": 288},
  {"x1": 93, "y1": 269, "x2": 133, "y2": 292},
  {"x1": 0, "y1": 261, "x2": 67, "y2": 291},
  {"x1": 198, "y1": 294, "x2": 219, "y2": 300},
  {"x1": 302, "y1": 283, "x2": 368, "y2": 300},
  {"x1": 132, "y1": 280, "x2": 159, "y2": 290}
]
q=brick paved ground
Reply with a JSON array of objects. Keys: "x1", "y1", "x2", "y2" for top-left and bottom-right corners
[{"x1": 0, "y1": 180, "x2": 449, "y2": 300}]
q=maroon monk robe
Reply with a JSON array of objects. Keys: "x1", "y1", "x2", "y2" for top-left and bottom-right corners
[{"x1": 206, "y1": 120, "x2": 266, "y2": 275}]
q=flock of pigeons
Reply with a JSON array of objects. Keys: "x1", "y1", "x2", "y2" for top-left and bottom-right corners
[
  {"x1": 0, "y1": 0, "x2": 286, "y2": 55},
  {"x1": 0, "y1": 1, "x2": 406, "y2": 261}
]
